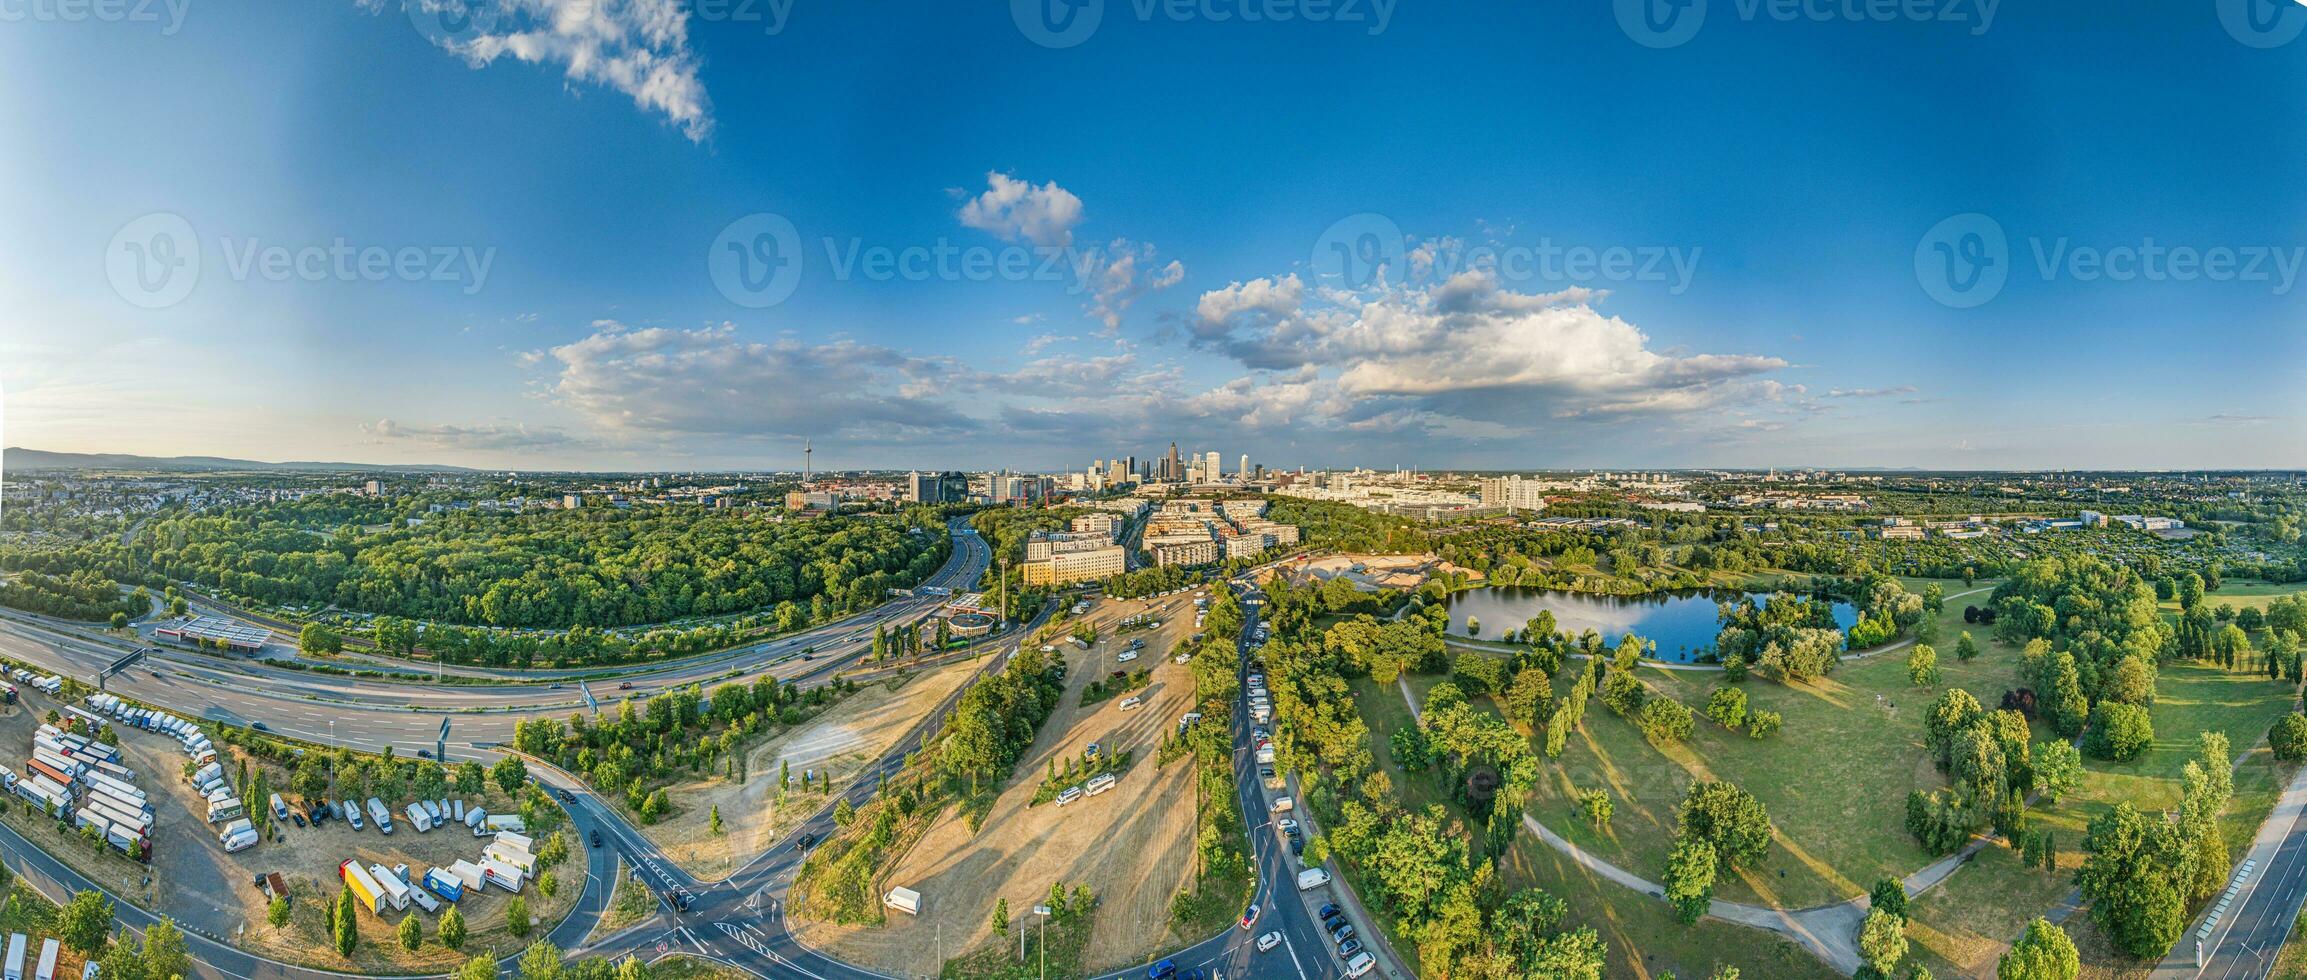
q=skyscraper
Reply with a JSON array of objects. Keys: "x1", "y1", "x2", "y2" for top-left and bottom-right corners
[
  {"x1": 1205, "y1": 451, "x2": 1222, "y2": 481},
  {"x1": 1165, "y1": 443, "x2": 1182, "y2": 482}
]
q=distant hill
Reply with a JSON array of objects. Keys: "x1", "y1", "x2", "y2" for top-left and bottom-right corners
[{"x1": 4, "y1": 448, "x2": 478, "y2": 474}]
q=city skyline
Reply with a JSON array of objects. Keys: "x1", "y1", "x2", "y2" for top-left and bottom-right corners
[{"x1": 4, "y1": 2, "x2": 2303, "y2": 471}]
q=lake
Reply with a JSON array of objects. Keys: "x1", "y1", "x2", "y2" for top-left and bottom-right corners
[{"x1": 1441, "y1": 587, "x2": 1859, "y2": 663}]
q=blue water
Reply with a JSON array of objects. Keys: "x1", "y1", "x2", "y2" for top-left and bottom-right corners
[{"x1": 1442, "y1": 588, "x2": 1859, "y2": 663}]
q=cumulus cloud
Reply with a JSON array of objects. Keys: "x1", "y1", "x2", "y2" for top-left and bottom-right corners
[
  {"x1": 525, "y1": 321, "x2": 978, "y2": 442},
  {"x1": 1826, "y1": 385, "x2": 1920, "y2": 398},
  {"x1": 957, "y1": 172, "x2": 1085, "y2": 248},
  {"x1": 1080, "y1": 240, "x2": 1185, "y2": 331},
  {"x1": 372, "y1": 0, "x2": 714, "y2": 141}
]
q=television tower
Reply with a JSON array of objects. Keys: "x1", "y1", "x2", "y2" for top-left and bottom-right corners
[{"x1": 803, "y1": 439, "x2": 813, "y2": 484}]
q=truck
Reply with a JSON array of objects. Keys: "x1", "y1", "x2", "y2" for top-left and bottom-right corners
[
  {"x1": 884, "y1": 886, "x2": 922, "y2": 916},
  {"x1": 341, "y1": 861, "x2": 384, "y2": 914},
  {"x1": 479, "y1": 813, "x2": 524, "y2": 835},
  {"x1": 480, "y1": 859, "x2": 524, "y2": 893},
  {"x1": 367, "y1": 863, "x2": 411, "y2": 911},
  {"x1": 403, "y1": 802, "x2": 433, "y2": 833},
  {"x1": 345, "y1": 804, "x2": 364, "y2": 832},
  {"x1": 1296, "y1": 867, "x2": 1331, "y2": 890},
  {"x1": 422, "y1": 799, "x2": 445, "y2": 823},
  {"x1": 219, "y1": 819, "x2": 257, "y2": 853},
  {"x1": 423, "y1": 868, "x2": 465, "y2": 903},
  {"x1": 366, "y1": 797, "x2": 394, "y2": 834}
]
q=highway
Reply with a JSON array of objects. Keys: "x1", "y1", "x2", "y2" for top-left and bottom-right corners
[
  {"x1": 0, "y1": 527, "x2": 1397, "y2": 980},
  {"x1": 2152, "y1": 763, "x2": 2307, "y2": 980}
]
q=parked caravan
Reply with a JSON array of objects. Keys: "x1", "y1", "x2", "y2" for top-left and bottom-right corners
[
  {"x1": 405, "y1": 882, "x2": 440, "y2": 913},
  {"x1": 367, "y1": 863, "x2": 411, "y2": 911},
  {"x1": 366, "y1": 797, "x2": 394, "y2": 834},
  {"x1": 480, "y1": 859, "x2": 524, "y2": 893},
  {"x1": 205, "y1": 796, "x2": 244, "y2": 825},
  {"x1": 5, "y1": 932, "x2": 23, "y2": 980},
  {"x1": 480, "y1": 814, "x2": 524, "y2": 835},
  {"x1": 423, "y1": 868, "x2": 465, "y2": 902},
  {"x1": 341, "y1": 861, "x2": 384, "y2": 914},
  {"x1": 485, "y1": 843, "x2": 535, "y2": 873},
  {"x1": 404, "y1": 802, "x2": 432, "y2": 833},
  {"x1": 494, "y1": 831, "x2": 533, "y2": 854}
]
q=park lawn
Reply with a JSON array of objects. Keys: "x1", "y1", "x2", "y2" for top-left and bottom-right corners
[
  {"x1": 1911, "y1": 664, "x2": 2302, "y2": 976},
  {"x1": 1351, "y1": 675, "x2": 1471, "y2": 824},
  {"x1": 2189, "y1": 579, "x2": 2307, "y2": 614},
  {"x1": 1496, "y1": 825, "x2": 1842, "y2": 980},
  {"x1": 1522, "y1": 631, "x2": 2031, "y2": 912}
]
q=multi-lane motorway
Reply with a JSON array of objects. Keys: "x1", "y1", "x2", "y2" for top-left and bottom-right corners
[{"x1": 0, "y1": 526, "x2": 1395, "y2": 980}]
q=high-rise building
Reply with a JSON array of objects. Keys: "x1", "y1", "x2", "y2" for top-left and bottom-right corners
[
  {"x1": 1165, "y1": 442, "x2": 1182, "y2": 482},
  {"x1": 1239, "y1": 454, "x2": 1249, "y2": 480},
  {"x1": 1205, "y1": 451, "x2": 1222, "y2": 481}
]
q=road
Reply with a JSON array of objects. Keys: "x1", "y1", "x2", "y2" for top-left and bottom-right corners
[{"x1": 2151, "y1": 761, "x2": 2307, "y2": 980}]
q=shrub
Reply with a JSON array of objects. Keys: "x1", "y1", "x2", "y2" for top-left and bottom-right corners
[
  {"x1": 1705, "y1": 687, "x2": 1747, "y2": 730},
  {"x1": 2272, "y1": 714, "x2": 2307, "y2": 761},
  {"x1": 1746, "y1": 709, "x2": 1782, "y2": 739},
  {"x1": 1637, "y1": 697, "x2": 1695, "y2": 744}
]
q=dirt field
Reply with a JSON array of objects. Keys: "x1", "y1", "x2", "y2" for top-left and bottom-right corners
[
  {"x1": 0, "y1": 686, "x2": 577, "y2": 972},
  {"x1": 640, "y1": 657, "x2": 981, "y2": 881},
  {"x1": 796, "y1": 590, "x2": 1206, "y2": 976}
]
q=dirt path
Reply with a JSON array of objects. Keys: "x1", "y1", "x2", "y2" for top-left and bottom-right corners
[{"x1": 799, "y1": 591, "x2": 1210, "y2": 975}]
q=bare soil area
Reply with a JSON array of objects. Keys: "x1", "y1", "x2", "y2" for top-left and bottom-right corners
[
  {"x1": 795, "y1": 591, "x2": 1207, "y2": 976},
  {"x1": 641, "y1": 657, "x2": 981, "y2": 881}
]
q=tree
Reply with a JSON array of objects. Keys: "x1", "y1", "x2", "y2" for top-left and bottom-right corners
[
  {"x1": 1869, "y1": 877, "x2": 1908, "y2": 920},
  {"x1": 267, "y1": 895, "x2": 292, "y2": 928},
  {"x1": 1663, "y1": 834, "x2": 1717, "y2": 924},
  {"x1": 616, "y1": 957, "x2": 649, "y2": 980},
  {"x1": 1637, "y1": 697, "x2": 1695, "y2": 744},
  {"x1": 2077, "y1": 802, "x2": 2191, "y2": 958},
  {"x1": 1705, "y1": 687, "x2": 1747, "y2": 730},
  {"x1": 2045, "y1": 653, "x2": 2088, "y2": 738},
  {"x1": 2273, "y1": 714, "x2": 2307, "y2": 761},
  {"x1": 440, "y1": 904, "x2": 468, "y2": 950},
  {"x1": 1997, "y1": 918, "x2": 2079, "y2": 980},
  {"x1": 454, "y1": 954, "x2": 498, "y2": 980},
  {"x1": 398, "y1": 912, "x2": 423, "y2": 951},
  {"x1": 1859, "y1": 908, "x2": 1909, "y2": 977},
  {"x1": 334, "y1": 888, "x2": 359, "y2": 957},
  {"x1": 300, "y1": 622, "x2": 343, "y2": 656},
  {"x1": 1746, "y1": 709, "x2": 1782, "y2": 739},
  {"x1": 508, "y1": 895, "x2": 533, "y2": 937},
  {"x1": 1580, "y1": 789, "x2": 1613, "y2": 828},
  {"x1": 58, "y1": 889, "x2": 113, "y2": 956},
  {"x1": 992, "y1": 896, "x2": 1010, "y2": 935},
  {"x1": 1908, "y1": 644, "x2": 1941, "y2": 687},
  {"x1": 1954, "y1": 631, "x2": 1979, "y2": 661},
  {"x1": 139, "y1": 919, "x2": 189, "y2": 980},
  {"x1": 1677, "y1": 781, "x2": 1772, "y2": 871},
  {"x1": 2033, "y1": 740, "x2": 2084, "y2": 802},
  {"x1": 492, "y1": 756, "x2": 529, "y2": 794},
  {"x1": 518, "y1": 940, "x2": 565, "y2": 980},
  {"x1": 709, "y1": 805, "x2": 724, "y2": 834},
  {"x1": 2084, "y1": 702, "x2": 2154, "y2": 762}
]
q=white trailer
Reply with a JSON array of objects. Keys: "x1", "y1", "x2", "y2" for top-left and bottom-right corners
[
  {"x1": 447, "y1": 860, "x2": 485, "y2": 892},
  {"x1": 404, "y1": 802, "x2": 432, "y2": 832},
  {"x1": 480, "y1": 814, "x2": 524, "y2": 835},
  {"x1": 5, "y1": 932, "x2": 22, "y2": 980},
  {"x1": 484, "y1": 843, "x2": 535, "y2": 873},
  {"x1": 405, "y1": 880, "x2": 440, "y2": 913},
  {"x1": 367, "y1": 863, "x2": 412, "y2": 911},
  {"x1": 34, "y1": 938, "x2": 55, "y2": 980},
  {"x1": 84, "y1": 773, "x2": 145, "y2": 806},
  {"x1": 493, "y1": 830, "x2": 533, "y2": 854},
  {"x1": 480, "y1": 859, "x2": 524, "y2": 893}
]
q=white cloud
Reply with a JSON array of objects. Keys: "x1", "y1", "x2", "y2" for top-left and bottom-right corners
[
  {"x1": 1826, "y1": 385, "x2": 1920, "y2": 398},
  {"x1": 957, "y1": 172, "x2": 1085, "y2": 248},
  {"x1": 360, "y1": 418, "x2": 580, "y2": 451},
  {"x1": 1080, "y1": 240, "x2": 1185, "y2": 331},
  {"x1": 374, "y1": 0, "x2": 714, "y2": 141}
]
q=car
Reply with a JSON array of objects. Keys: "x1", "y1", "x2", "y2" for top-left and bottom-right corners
[
  {"x1": 796, "y1": 832, "x2": 817, "y2": 850},
  {"x1": 1331, "y1": 924, "x2": 1357, "y2": 945},
  {"x1": 250, "y1": 721, "x2": 269, "y2": 732},
  {"x1": 1259, "y1": 766, "x2": 1276, "y2": 782},
  {"x1": 560, "y1": 789, "x2": 577, "y2": 803},
  {"x1": 1339, "y1": 938, "x2": 1363, "y2": 958},
  {"x1": 618, "y1": 682, "x2": 634, "y2": 690},
  {"x1": 1277, "y1": 818, "x2": 1299, "y2": 834},
  {"x1": 589, "y1": 830, "x2": 603, "y2": 848},
  {"x1": 1181, "y1": 970, "x2": 1205, "y2": 980},
  {"x1": 1146, "y1": 959, "x2": 1177, "y2": 979},
  {"x1": 1345, "y1": 951, "x2": 1377, "y2": 977},
  {"x1": 1256, "y1": 930, "x2": 1283, "y2": 952},
  {"x1": 1289, "y1": 836, "x2": 1305, "y2": 856},
  {"x1": 1238, "y1": 903, "x2": 1260, "y2": 930},
  {"x1": 290, "y1": 811, "x2": 306, "y2": 827}
]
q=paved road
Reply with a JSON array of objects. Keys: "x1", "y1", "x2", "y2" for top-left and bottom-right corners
[{"x1": 2151, "y1": 759, "x2": 2307, "y2": 980}]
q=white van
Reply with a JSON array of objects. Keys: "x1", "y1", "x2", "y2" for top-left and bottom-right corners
[
  {"x1": 1296, "y1": 867, "x2": 1331, "y2": 890},
  {"x1": 1345, "y1": 951, "x2": 1376, "y2": 977},
  {"x1": 1269, "y1": 796, "x2": 1294, "y2": 814},
  {"x1": 1054, "y1": 785, "x2": 1083, "y2": 807}
]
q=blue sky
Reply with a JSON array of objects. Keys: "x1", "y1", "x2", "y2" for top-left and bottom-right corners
[{"x1": 2, "y1": 0, "x2": 2303, "y2": 472}]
